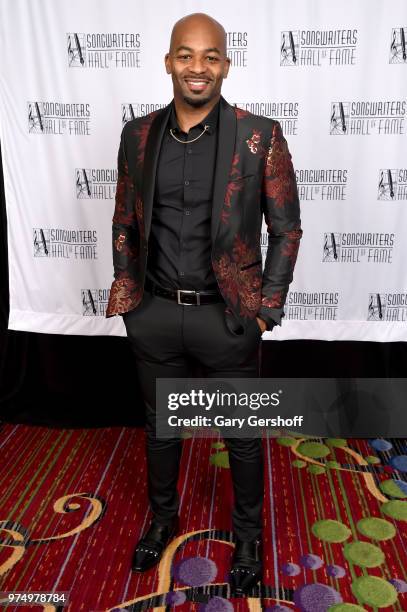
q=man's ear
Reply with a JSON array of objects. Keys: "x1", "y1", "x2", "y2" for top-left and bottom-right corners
[{"x1": 164, "y1": 53, "x2": 171, "y2": 74}]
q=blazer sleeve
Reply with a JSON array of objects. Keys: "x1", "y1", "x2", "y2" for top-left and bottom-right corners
[
  {"x1": 258, "y1": 120, "x2": 303, "y2": 328},
  {"x1": 111, "y1": 124, "x2": 139, "y2": 281}
]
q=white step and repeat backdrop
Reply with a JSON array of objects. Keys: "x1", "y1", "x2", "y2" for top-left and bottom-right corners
[{"x1": 1, "y1": 0, "x2": 406, "y2": 340}]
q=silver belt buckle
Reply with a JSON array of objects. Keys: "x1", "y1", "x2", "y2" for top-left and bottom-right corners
[{"x1": 177, "y1": 289, "x2": 200, "y2": 305}]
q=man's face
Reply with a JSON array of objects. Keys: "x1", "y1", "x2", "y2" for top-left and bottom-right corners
[{"x1": 165, "y1": 23, "x2": 230, "y2": 108}]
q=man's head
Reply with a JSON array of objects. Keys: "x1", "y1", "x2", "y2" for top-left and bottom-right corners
[{"x1": 165, "y1": 13, "x2": 230, "y2": 108}]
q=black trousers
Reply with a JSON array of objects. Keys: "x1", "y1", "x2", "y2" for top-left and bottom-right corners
[{"x1": 122, "y1": 289, "x2": 264, "y2": 541}]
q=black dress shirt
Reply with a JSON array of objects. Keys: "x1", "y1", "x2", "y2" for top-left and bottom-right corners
[
  {"x1": 146, "y1": 99, "x2": 219, "y2": 291},
  {"x1": 146, "y1": 98, "x2": 276, "y2": 331}
]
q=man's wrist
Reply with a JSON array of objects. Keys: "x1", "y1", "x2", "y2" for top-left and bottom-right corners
[
  {"x1": 258, "y1": 305, "x2": 283, "y2": 330},
  {"x1": 256, "y1": 315, "x2": 275, "y2": 332}
]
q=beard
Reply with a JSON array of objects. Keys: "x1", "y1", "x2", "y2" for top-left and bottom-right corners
[
  {"x1": 181, "y1": 93, "x2": 213, "y2": 108},
  {"x1": 180, "y1": 79, "x2": 217, "y2": 108}
]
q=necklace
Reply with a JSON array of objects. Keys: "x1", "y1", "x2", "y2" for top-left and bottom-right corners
[{"x1": 169, "y1": 124, "x2": 210, "y2": 144}]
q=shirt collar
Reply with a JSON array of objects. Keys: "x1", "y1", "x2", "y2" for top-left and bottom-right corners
[{"x1": 169, "y1": 98, "x2": 219, "y2": 135}]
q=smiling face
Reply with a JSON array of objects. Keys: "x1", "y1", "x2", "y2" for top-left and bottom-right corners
[{"x1": 165, "y1": 14, "x2": 230, "y2": 108}]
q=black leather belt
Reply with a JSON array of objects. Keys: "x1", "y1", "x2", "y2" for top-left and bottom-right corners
[{"x1": 145, "y1": 278, "x2": 224, "y2": 305}]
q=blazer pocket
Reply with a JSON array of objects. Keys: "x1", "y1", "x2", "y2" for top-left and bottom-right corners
[
  {"x1": 230, "y1": 173, "x2": 256, "y2": 183},
  {"x1": 240, "y1": 258, "x2": 262, "y2": 271}
]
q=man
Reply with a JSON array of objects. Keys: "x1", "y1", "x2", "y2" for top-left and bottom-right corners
[{"x1": 106, "y1": 12, "x2": 302, "y2": 595}]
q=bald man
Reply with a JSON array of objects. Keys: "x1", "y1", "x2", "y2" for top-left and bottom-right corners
[{"x1": 106, "y1": 12, "x2": 302, "y2": 596}]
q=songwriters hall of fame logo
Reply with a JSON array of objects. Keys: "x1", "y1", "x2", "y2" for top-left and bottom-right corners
[
  {"x1": 121, "y1": 102, "x2": 166, "y2": 125},
  {"x1": 76, "y1": 169, "x2": 117, "y2": 199},
  {"x1": 33, "y1": 228, "x2": 98, "y2": 259},
  {"x1": 67, "y1": 32, "x2": 141, "y2": 68},
  {"x1": 322, "y1": 232, "x2": 395, "y2": 263},
  {"x1": 378, "y1": 169, "x2": 407, "y2": 200},
  {"x1": 67, "y1": 33, "x2": 86, "y2": 66},
  {"x1": 296, "y1": 168, "x2": 347, "y2": 201},
  {"x1": 233, "y1": 100, "x2": 299, "y2": 135},
  {"x1": 329, "y1": 100, "x2": 406, "y2": 135},
  {"x1": 285, "y1": 291, "x2": 339, "y2": 320},
  {"x1": 389, "y1": 27, "x2": 407, "y2": 63},
  {"x1": 226, "y1": 31, "x2": 248, "y2": 67},
  {"x1": 82, "y1": 289, "x2": 110, "y2": 316},
  {"x1": 280, "y1": 29, "x2": 357, "y2": 66},
  {"x1": 330, "y1": 102, "x2": 349, "y2": 134},
  {"x1": 368, "y1": 293, "x2": 407, "y2": 322},
  {"x1": 28, "y1": 101, "x2": 91, "y2": 135},
  {"x1": 322, "y1": 233, "x2": 341, "y2": 262}
]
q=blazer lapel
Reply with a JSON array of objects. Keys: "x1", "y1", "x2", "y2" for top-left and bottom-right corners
[
  {"x1": 211, "y1": 95, "x2": 236, "y2": 245},
  {"x1": 141, "y1": 101, "x2": 172, "y2": 241}
]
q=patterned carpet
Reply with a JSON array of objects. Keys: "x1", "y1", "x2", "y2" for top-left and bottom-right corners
[{"x1": 0, "y1": 423, "x2": 406, "y2": 611}]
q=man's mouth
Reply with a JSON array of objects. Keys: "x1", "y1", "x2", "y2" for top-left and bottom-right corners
[{"x1": 184, "y1": 78, "x2": 210, "y2": 93}]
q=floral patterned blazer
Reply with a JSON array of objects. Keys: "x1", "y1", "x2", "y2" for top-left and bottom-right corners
[{"x1": 106, "y1": 95, "x2": 303, "y2": 335}]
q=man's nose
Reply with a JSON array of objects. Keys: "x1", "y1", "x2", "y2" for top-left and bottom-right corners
[{"x1": 189, "y1": 57, "x2": 206, "y2": 73}]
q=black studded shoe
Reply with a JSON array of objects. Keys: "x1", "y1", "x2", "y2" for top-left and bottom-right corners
[
  {"x1": 131, "y1": 516, "x2": 179, "y2": 572},
  {"x1": 229, "y1": 537, "x2": 263, "y2": 596}
]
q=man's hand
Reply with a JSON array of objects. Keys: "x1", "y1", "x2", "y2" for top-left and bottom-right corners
[{"x1": 256, "y1": 317, "x2": 268, "y2": 334}]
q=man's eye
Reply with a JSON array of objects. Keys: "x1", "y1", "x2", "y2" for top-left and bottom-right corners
[{"x1": 177, "y1": 55, "x2": 219, "y2": 61}]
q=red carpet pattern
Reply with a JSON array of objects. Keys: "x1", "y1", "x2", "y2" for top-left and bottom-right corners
[{"x1": 0, "y1": 424, "x2": 406, "y2": 611}]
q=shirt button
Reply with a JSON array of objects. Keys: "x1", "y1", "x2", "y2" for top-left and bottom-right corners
[
  {"x1": 188, "y1": 148, "x2": 192, "y2": 154},
  {"x1": 179, "y1": 271, "x2": 185, "y2": 277},
  {"x1": 184, "y1": 180, "x2": 189, "y2": 186},
  {"x1": 184, "y1": 209, "x2": 191, "y2": 215}
]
